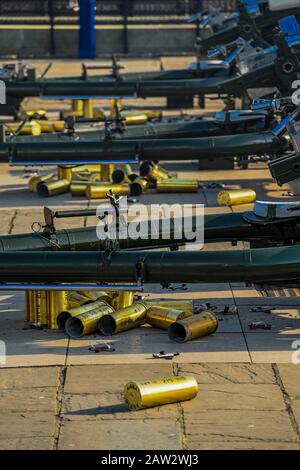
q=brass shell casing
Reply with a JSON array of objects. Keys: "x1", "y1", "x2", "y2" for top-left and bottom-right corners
[
  {"x1": 156, "y1": 179, "x2": 198, "y2": 193},
  {"x1": 140, "y1": 161, "x2": 170, "y2": 181},
  {"x1": 111, "y1": 291, "x2": 135, "y2": 310},
  {"x1": 112, "y1": 164, "x2": 133, "y2": 184},
  {"x1": 65, "y1": 302, "x2": 114, "y2": 338},
  {"x1": 70, "y1": 182, "x2": 91, "y2": 196},
  {"x1": 28, "y1": 173, "x2": 55, "y2": 192},
  {"x1": 99, "y1": 301, "x2": 148, "y2": 335},
  {"x1": 86, "y1": 183, "x2": 130, "y2": 199},
  {"x1": 124, "y1": 375, "x2": 198, "y2": 410},
  {"x1": 168, "y1": 310, "x2": 218, "y2": 343},
  {"x1": 130, "y1": 178, "x2": 149, "y2": 196},
  {"x1": 37, "y1": 178, "x2": 70, "y2": 197},
  {"x1": 144, "y1": 300, "x2": 194, "y2": 315},
  {"x1": 47, "y1": 291, "x2": 69, "y2": 330},
  {"x1": 217, "y1": 189, "x2": 256, "y2": 206},
  {"x1": 67, "y1": 291, "x2": 92, "y2": 309},
  {"x1": 58, "y1": 166, "x2": 73, "y2": 182},
  {"x1": 146, "y1": 306, "x2": 192, "y2": 330},
  {"x1": 124, "y1": 114, "x2": 148, "y2": 126},
  {"x1": 57, "y1": 299, "x2": 111, "y2": 329}
]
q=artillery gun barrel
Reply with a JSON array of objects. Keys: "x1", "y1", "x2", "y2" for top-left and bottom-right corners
[
  {"x1": 0, "y1": 132, "x2": 286, "y2": 165},
  {"x1": 0, "y1": 247, "x2": 300, "y2": 283}
]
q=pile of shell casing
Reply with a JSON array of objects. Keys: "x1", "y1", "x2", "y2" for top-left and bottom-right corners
[
  {"x1": 25, "y1": 289, "x2": 218, "y2": 342},
  {"x1": 61, "y1": 98, "x2": 162, "y2": 123},
  {"x1": 28, "y1": 161, "x2": 199, "y2": 198}
]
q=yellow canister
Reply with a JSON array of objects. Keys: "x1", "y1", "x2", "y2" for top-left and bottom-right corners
[
  {"x1": 144, "y1": 300, "x2": 194, "y2": 315},
  {"x1": 86, "y1": 183, "x2": 130, "y2": 199},
  {"x1": 140, "y1": 161, "x2": 170, "y2": 181},
  {"x1": 146, "y1": 306, "x2": 192, "y2": 330},
  {"x1": 28, "y1": 173, "x2": 55, "y2": 193},
  {"x1": 217, "y1": 189, "x2": 256, "y2": 206},
  {"x1": 65, "y1": 302, "x2": 114, "y2": 338},
  {"x1": 57, "y1": 299, "x2": 111, "y2": 329},
  {"x1": 99, "y1": 301, "x2": 148, "y2": 335},
  {"x1": 124, "y1": 375, "x2": 198, "y2": 410},
  {"x1": 130, "y1": 178, "x2": 149, "y2": 196},
  {"x1": 168, "y1": 310, "x2": 218, "y2": 342},
  {"x1": 37, "y1": 178, "x2": 70, "y2": 197},
  {"x1": 156, "y1": 179, "x2": 198, "y2": 193},
  {"x1": 47, "y1": 291, "x2": 69, "y2": 329}
]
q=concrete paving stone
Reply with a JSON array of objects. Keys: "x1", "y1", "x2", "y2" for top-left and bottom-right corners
[
  {"x1": 64, "y1": 364, "x2": 174, "y2": 394},
  {"x1": 0, "y1": 437, "x2": 53, "y2": 450},
  {"x1": 177, "y1": 363, "x2": 276, "y2": 384},
  {"x1": 0, "y1": 291, "x2": 69, "y2": 366},
  {"x1": 277, "y1": 364, "x2": 300, "y2": 427},
  {"x1": 0, "y1": 209, "x2": 14, "y2": 234},
  {"x1": 0, "y1": 387, "x2": 58, "y2": 412},
  {"x1": 143, "y1": 283, "x2": 234, "y2": 301},
  {"x1": 184, "y1": 410, "x2": 297, "y2": 443},
  {"x1": 186, "y1": 440, "x2": 300, "y2": 450},
  {"x1": 61, "y1": 392, "x2": 179, "y2": 420},
  {"x1": 0, "y1": 366, "x2": 60, "y2": 389},
  {"x1": 231, "y1": 284, "x2": 300, "y2": 306},
  {"x1": 239, "y1": 306, "x2": 300, "y2": 335},
  {"x1": 67, "y1": 330, "x2": 250, "y2": 365},
  {"x1": 245, "y1": 332, "x2": 300, "y2": 363},
  {"x1": 0, "y1": 412, "x2": 55, "y2": 438},
  {"x1": 182, "y1": 383, "x2": 285, "y2": 412},
  {"x1": 58, "y1": 419, "x2": 181, "y2": 450}
]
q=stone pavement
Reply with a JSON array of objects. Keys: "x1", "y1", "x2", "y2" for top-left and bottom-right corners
[{"x1": 0, "y1": 59, "x2": 300, "y2": 450}]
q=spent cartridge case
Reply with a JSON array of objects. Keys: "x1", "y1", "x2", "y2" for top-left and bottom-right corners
[
  {"x1": 86, "y1": 183, "x2": 130, "y2": 199},
  {"x1": 140, "y1": 161, "x2": 170, "y2": 181},
  {"x1": 124, "y1": 375, "x2": 198, "y2": 410},
  {"x1": 58, "y1": 166, "x2": 73, "y2": 182},
  {"x1": 67, "y1": 291, "x2": 92, "y2": 309},
  {"x1": 217, "y1": 189, "x2": 256, "y2": 206},
  {"x1": 28, "y1": 173, "x2": 55, "y2": 192},
  {"x1": 37, "y1": 178, "x2": 70, "y2": 197},
  {"x1": 47, "y1": 291, "x2": 69, "y2": 329},
  {"x1": 112, "y1": 290, "x2": 135, "y2": 310},
  {"x1": 144, "y1": 300, "x2": 194, "y2": 315},
  {"x1": 130, "y1": 178, "x2": 149, "y2": 196},
  {"x1": 168, "y1": 310, "x2": 218, "y2": 342},
  {"x1": 146, "y1": 306, "x2": 192, "y2": 330},
  {"x1": 156, "y1": 179, "x2": 198, "y2": 193},
  {"x1": 65, "y1": 302, "x2": 114, "y2": 338},
  {"x1": 99, "y1": 301, "x2": 148, "y2": 335},
  {"x1": 57, "y1": 299, "x2": 112, "y2": 329}
]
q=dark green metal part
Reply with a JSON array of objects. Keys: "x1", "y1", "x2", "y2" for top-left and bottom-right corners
[
  {"x1": 0, "y1": 132, "x2": 287, "y2": 165},
  {"x1": 200, "y1": 6, "x2": 300, "y2": 53},
  {"x1": 1, "y1": 247, "x2": 300, "y2": 283},
  {"x1": 2, "y1": 209, "x2": 300, "y2": 253}
]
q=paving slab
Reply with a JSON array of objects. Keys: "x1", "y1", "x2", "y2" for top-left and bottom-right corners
[
  {"x1": 0, "y1": 387, "x2": 58, "y2": 412},
  {"x1": 184, "y1": 409, "x2": 298, "y2": 443},
  {"x1": 64, "y1": 364, "x2": 175, "y2": 394},
  {"x1": 58, "y1": 419, "x2": 181, "y2": 450},
  {"x1": 277, "y1": 364, "x2": 300, "y2": 428},
  {"x1": 0, "y1": 437, "x2": 53, "y2": 450},
  {"x1": 186, "y1": 440, "x2": 300, "y2": 450},
  {"x1": 182, "y1": 383, "x2": 285, "y2": 412},
  {"x1": 245, "y1": 332, "x2": 300, "y2": 363},
  {"x1": 177, "y1": 363, "x2": 276, "y2": 384},
  {"x1": 0, "y1": 366, "x2": 60, "y2": 389},
  {"x1": 61, "y1": 392, "x2": 179, "y2": 420},
  {"x1": 67, "y1": 329, "x2": 250, "y2": 365},
  {"x1": 0, "y1": 411, "x2": 55, "y2": 438},
  {"x1": 239, "y1": 306, "x2": 300, "y2": 335}
]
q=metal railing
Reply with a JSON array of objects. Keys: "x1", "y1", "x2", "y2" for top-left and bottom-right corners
[{"x1": 0, "y1": 0, "x2": 236, "y2": 55}]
